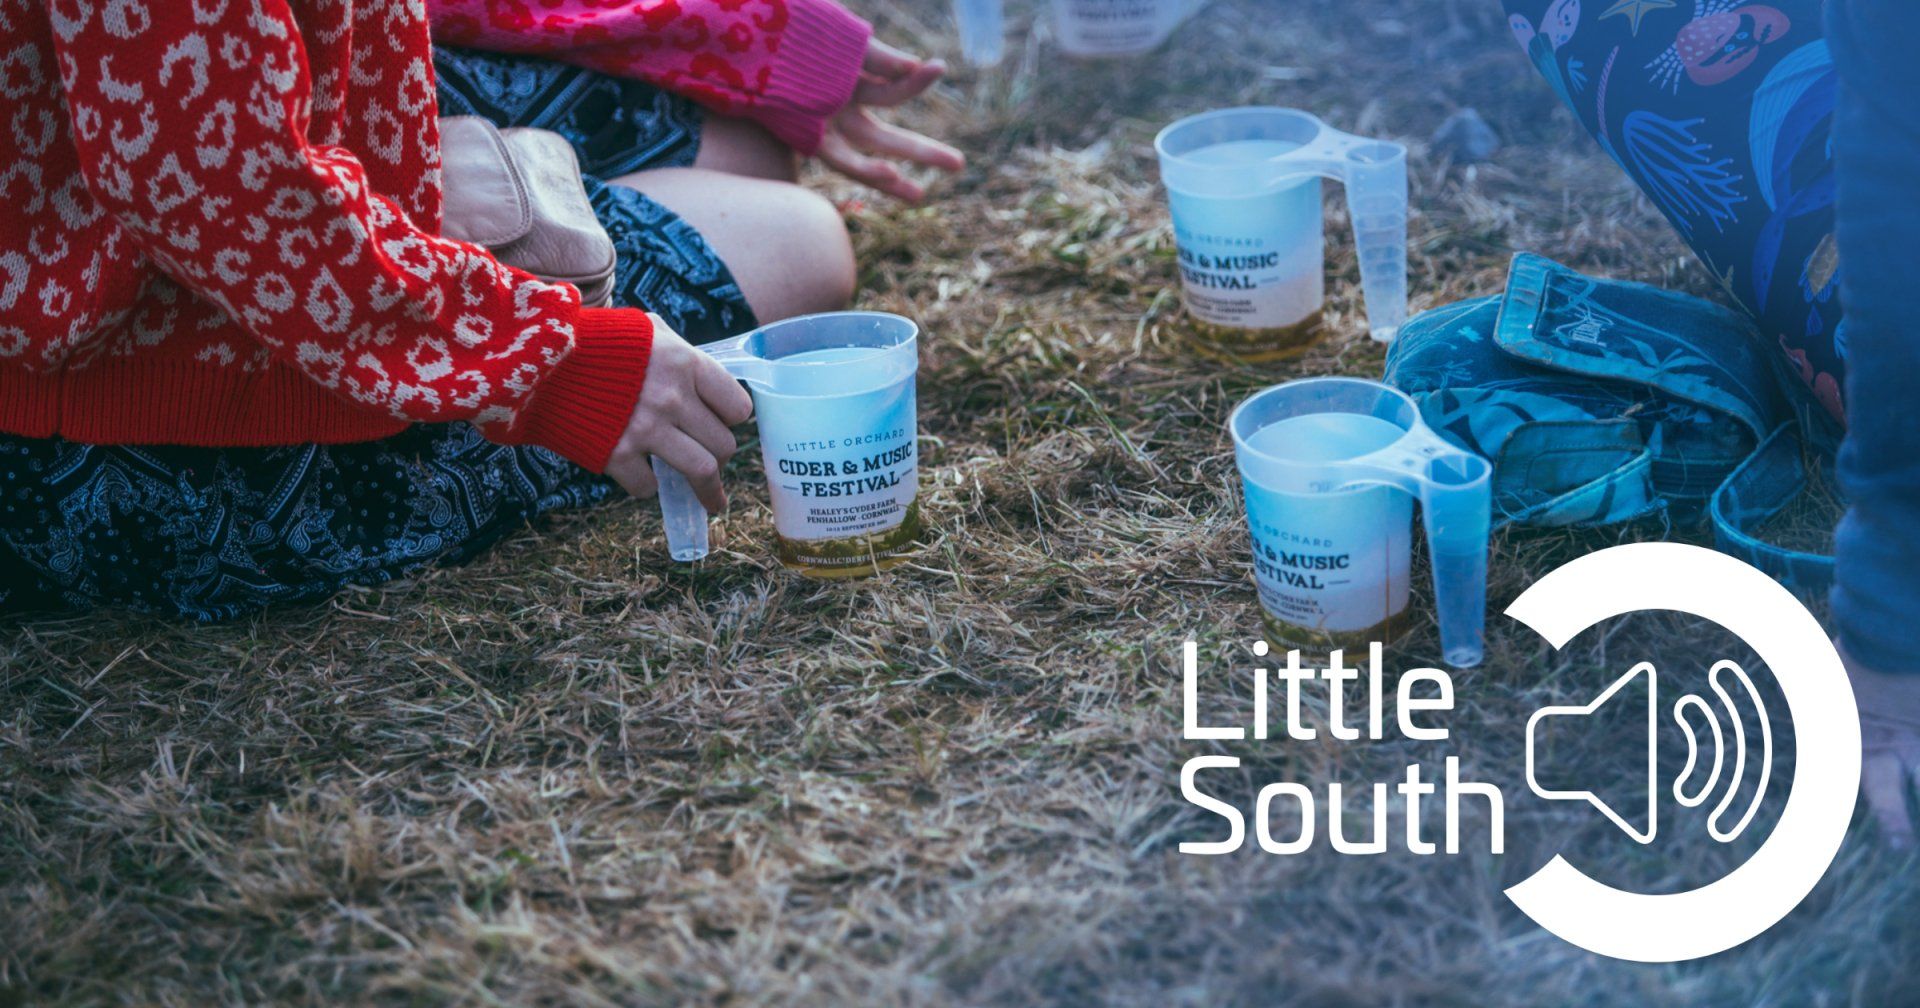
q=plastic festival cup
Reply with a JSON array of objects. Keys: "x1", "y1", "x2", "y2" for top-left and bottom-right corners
[
  {"x1": 953, "y1": 0, "x2": 1202, "y2": 68},
  {"x1": 1156, "y1": 107, "x2": 1409, "y2": 362},
  {"x1": 654, "y1": 312, "x2": 922, "y2": 579},
  {"x1": 1229, "y1": 378, "x2": 1491, "y2": 668},
  {"x1": 1051, "y1": 0, "x2": 1203, "y2": 57},
  {"x1": 953, "y1": 0, "x2": 1005, "y2": 66}
]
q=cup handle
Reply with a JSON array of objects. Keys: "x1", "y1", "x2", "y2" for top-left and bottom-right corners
[
  {"x1": 654, "y1": 457, "x2": 712, "y2": 561},
  {"x1": 1341, "y1": 143, "x2": 1409, "y2": 344},
  {"x1": 653, "y1": 332, "x2": 762, "y2": 563},
  {"x1": 1333, "y1": 427, "x2": 1492, "y2": 668},
  {"x1": 1261, "y1": 130, "x2": 1410, "y2": 343}
]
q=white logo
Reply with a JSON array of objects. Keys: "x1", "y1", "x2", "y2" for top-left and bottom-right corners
[
  {"x1": 1524, "y1": 657, "x2": 1774, "y2": 845},
  {"x1": 1503, "y1": 543, "x2": 1861, "y2": 963},
  {"x1": 1550, "y1": 302, "x2": 1613, "y2": 348}
]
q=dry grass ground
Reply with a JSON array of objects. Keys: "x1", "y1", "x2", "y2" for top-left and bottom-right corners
[{"x1": 4, "y1": 1, "x2": 1917, "y2": 1005}]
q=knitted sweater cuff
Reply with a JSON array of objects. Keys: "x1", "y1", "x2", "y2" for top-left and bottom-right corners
[
  {"x1": 754, "y1": 0, "x2": 873, "y2": 154},
  {"x1": 510, "y1": 308, "x2": 653, "y2": 473}
]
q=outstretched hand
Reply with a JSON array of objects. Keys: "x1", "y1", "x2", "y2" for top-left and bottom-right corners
[
  {"x1": 816, "y1": 39, "x2": 965, "y2": 203},
  {"x1": 1845, "y1": 644, "x2": 1920, "y2": 847}
]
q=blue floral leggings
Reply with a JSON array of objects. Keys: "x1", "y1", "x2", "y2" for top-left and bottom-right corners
[
  {"x1": 0, "y1": 51, "x2": 756, "y2": 621},
  {"x1": 1502, "y1": 0, "x2": 1842, "y2": 421}
]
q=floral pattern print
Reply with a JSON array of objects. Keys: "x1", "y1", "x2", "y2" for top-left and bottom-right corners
[{"x1": 1504, "y1": 0, "x2": 1845, "y2": 424}]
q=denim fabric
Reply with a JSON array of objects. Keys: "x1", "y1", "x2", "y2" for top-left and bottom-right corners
[
  {"x1": 1826, "y1": 0, "x2": 1920, "y2": 673},
  {"x1": 1502, "y1": 0, "x2": 1844, "y2": 425},
  {"x1": 0, "y1": 52, "x2": 758, "y2": 620},
  {"x1": 1385, "y1": 254, "x2": 1788, "y2": 531}
]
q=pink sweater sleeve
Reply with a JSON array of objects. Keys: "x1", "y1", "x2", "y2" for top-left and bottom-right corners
[{"x1": 430, "y1": 0, "x2": 873, "y2": 155}]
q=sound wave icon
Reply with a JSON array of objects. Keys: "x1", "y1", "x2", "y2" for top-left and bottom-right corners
[
  {"x1": 1524, "y1": 661, "x2": 1773, "y2": 845},
  {"x1": 1673, "y1": 661, "x2": 1773, "y2": 843}
]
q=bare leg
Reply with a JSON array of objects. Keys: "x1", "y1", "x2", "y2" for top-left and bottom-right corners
[
  {"x1": 612, "y1": 167, "x2": 855, "y2": 323},
  {"x1": 694, "y1": 115, "x2": 802, "y2": 183}
]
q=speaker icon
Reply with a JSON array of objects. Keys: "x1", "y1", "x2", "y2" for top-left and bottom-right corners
[{"x1": 1524, "y1": 660, "x2": 1773, "y2": 845}]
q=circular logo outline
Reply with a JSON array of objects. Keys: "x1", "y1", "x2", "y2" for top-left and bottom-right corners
[{"x1": 1502, "y1": 543, "x2": 1861, "y2": 963}]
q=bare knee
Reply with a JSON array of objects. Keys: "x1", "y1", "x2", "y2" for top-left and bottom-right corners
[
  {"x1": 698, "y1": 181, "x2": 853, "y2": 322},
  {"x1": 780, "y1": 187, "x2": 856, "y2": 317},
  {"x1": 611, "y1": 169, "x2": 855, "y2": 323}
]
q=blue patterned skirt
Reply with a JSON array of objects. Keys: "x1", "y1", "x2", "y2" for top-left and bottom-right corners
[{"x1": 0, "y1": 50, "x2": 757, "y2": 620}]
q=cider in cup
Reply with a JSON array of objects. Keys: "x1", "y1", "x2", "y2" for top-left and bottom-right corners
[
  {"x1": 1157, "y1": 108, "x2": 1410, "y2": 361},
  {"x1": 652, "y1": 312, "x2": 922, "y2": 579},
  {"x1": 952, "y1": 0, "x2": 1005, "y2": 66},
  {"x1": 1230, "y1": 378, "x2": 1492, "y2": 668}
]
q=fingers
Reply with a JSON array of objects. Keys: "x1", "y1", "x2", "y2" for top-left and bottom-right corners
[
  {"x1": 855, "y1": 59, "x2": 946, "y2": 108},
  {"x1": 602, "y1": 320, "x2": 742, "y2": 512},
  {"x1": 820, "y1": 130, "x2": 925, "y2": 203},
  {"x1": 679, "y1": 396, "x2": 738, "y2": 470},
  {"x1": 694, "y1": 355, "x2": 754, "y2": 426},
  {"x1": 835, "y1": 108, "x2": 965, "y2": 175},
  {"x1": 856, "y1": 38, "x2": 946, "y2": 107},
  {"x1": 862, "y1": 37, "x2": 922, "y2": 78},
  {"x1": 837, "y1": 37, "x2": 957, "y2": 203},
  {"x1": 604, "y1": 397, "x2": 735, "y2": 509},
  {"x1": 651, "y1": 428, "x2": 729, "y2": 513},
  {"x1": 604, "y1": 447, "x2": 661, "y2": 500},
  {"x1": 1863, "y1": 750, "x2": 1916, "y2": 849}
]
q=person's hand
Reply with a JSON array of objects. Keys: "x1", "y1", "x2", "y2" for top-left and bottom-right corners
[
  {"x1": 602, "y1": 316, "x2": 753, "y2": 511},
  {"x1": 1843, "y1": 643, "x2": 1920, "y2": 847},
  {"x1": 816, "y1": 39, "x2": 966, "y2": 203}
]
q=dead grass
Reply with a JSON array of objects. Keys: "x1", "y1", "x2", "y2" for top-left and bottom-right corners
[{"x1": 3, "y1": 1, "x2": 1916, "y2": 1005}]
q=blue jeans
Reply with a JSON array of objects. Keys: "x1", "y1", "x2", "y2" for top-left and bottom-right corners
[{"x1": 1827, "y1": 0, "x2": 1920, "y2": 673}]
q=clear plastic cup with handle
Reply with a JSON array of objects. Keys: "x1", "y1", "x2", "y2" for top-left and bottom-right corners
[
  {"x1": 1230, "y1": 377, "x2": 1491, "y2": 668},
  {"x1": 655, "y1": 312, "x2": 922, "y2": 579},
  {"x1": 1051, "y1": 0, "x2": 1204, "y2": 56},
  {"x1": 953, "y1": 0, "x2": 1005, "y2": 66},
  {"x1": 956, "y1": 0, "x2": 1204, "y2": 64},
  {"x1": 1157, "y1": 107, "x2": 1409, "y2": 361}
]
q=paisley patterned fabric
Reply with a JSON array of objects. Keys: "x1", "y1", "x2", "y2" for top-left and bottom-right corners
[
  {"x1": 0, "y1": 53, "x2": 756, "y2": 621},
  {"x1": 1503, "y1": 0, "x2": 1844, "y2": 423},
  {"x1": 0, "y1": 428, "x2": 615, "y2": 620}
]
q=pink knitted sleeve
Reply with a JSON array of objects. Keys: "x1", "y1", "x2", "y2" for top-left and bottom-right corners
[{"x1": 430, "y1": 0, "x2": 874, "y2": 155}]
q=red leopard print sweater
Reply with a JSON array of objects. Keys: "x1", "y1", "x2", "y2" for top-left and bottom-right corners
[{"x1": 0, "y1": 0, "x2": 696, "y2": 472}]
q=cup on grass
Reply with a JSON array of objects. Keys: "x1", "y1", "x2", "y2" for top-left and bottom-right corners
[
  {"x1": 1156, "y1": 107, "x2": 1409, "y2": 362},
  {"x1": 1230, "y1": 377, "x2": 1491, "y2": 667},
  {"x1": 1051, "y1": 0, "x2": 1204, "y2": 57},
  {"x1": 952, "y1": 0, "x2": 1006, "y2": 66},
  {"x1": 654, "y1": 312, "x2": 923, "y2": 579},
  {"x1": 953, "y1": 0, "x2": 1204, "y2": 64}
]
